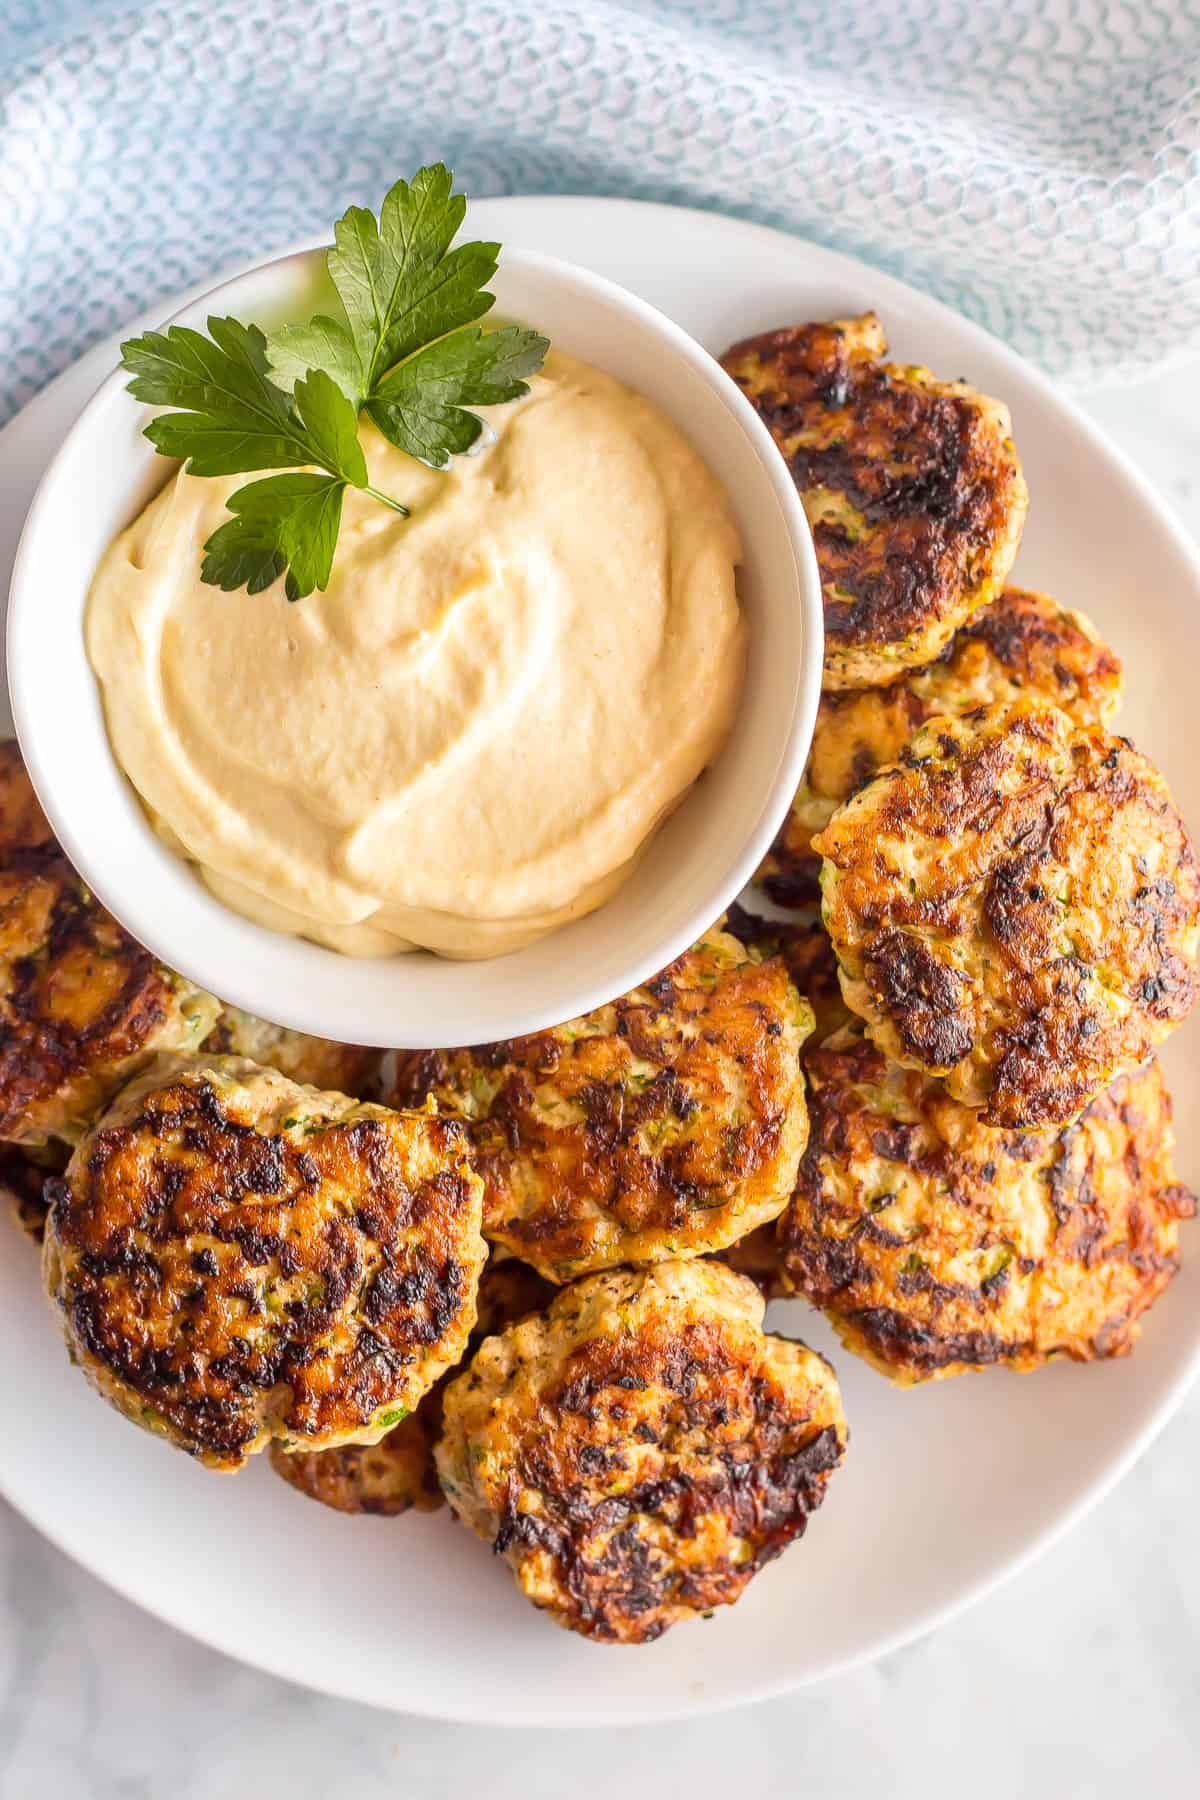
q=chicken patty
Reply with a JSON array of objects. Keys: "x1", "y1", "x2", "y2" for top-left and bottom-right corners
[
  {"x1": 43, "y1": 1055, "x2": 486, "y2": 1469},
  {"x1": 0, "y1": 741, "x2": 219, "y2": 1147},
  {"x1": 775, "y1": 1032, "x2": 1194, "y2": 1381},
  {"x1": 269, "y1": 1405, "x2": 443, "y2": 1515},
  {"x1": 203, "y1": 1005, "x2": 379, "y2": 1100},
  {"x1": 436, "y1": 1260, "x2": 847, "y2": 1642},
  {"x1": 388, "y1": 930, "x2": 812, "y2": 1282},
  {"x1": 760, "y1": 587, "x2": 1122, "y2": 906},
  {"x1": 816, "y1": 701, "x2": 1200, "y2": 1127},
  {"x1": 715, "y1": 1223, "x2": 788, "y2": 1297},
  {"x1": 714, "y1": 904, "x2": 846, "y2": 1298},
  {"x1": 269, "y1": 1258, "x2": 553, "y2": 1516},
  {"x1": 1, "y1": 1142, "x2": 62, "y2": 1240},
  {"x1": 723, "y1": 902, "x2": 852, "y2": 1047},
  {"x1": 721, "y1": 314, "x2": 1028, "y2": 689}
]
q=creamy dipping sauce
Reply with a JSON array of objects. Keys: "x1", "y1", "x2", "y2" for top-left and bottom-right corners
[{"x1": 86, "y1": 350, "x2": 745, "y2": 958}]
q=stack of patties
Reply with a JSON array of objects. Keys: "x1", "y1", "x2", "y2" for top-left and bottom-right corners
[
  {"x1": 0, "y1": 743, "x2": 850, "y2": 1646},
  {"x1": 719, "y1": 311, "x2": 1198, "y2": 1384},
  {"x1": 383, "y1": 928, "x2": 848, "y2": 1642},
  {"x1": 0, "y1": 739, "x2": 381, "y2": 1244},
  {"x1": 0, "y1": 745, "x2": 490, "y2": 1481},
  {"x1": 5, "y1": 309, "x2": 1198, "y2": 1653},
  {"x1": 261, "y1": 312, "x2": 1200, "y2": 1641}
]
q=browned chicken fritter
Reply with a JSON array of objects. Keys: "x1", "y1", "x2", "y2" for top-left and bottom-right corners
[
  {"x1": 436, "y1": 1260, "x2": 847, "y2": 1642},
  {"x1": 270, "y1": 1258, "x2": 553, "y2": 1517},
  {"x1": 0, "y1": 1141, "x2": 62, "y2": 1240},
  {"x1": 269, "y1": 1407, "x2": 444, "y2": 1515},
  {"x1": 713, "y1": 902, "x2": 847, "y2": 1300},
  {"x1": 203, "y1": 1004, "x2": 379, "y2": 1100},
  {"x1": 43, "y1": 1055, "x2": 486, "y2": 1469},
  {"x1": 714, "y1": 906, "x2": 846, "y2": 1298},
  {"x1": 715, "y1": 1222, "x2": 788, "y2": 1298},
  {"x1": 387, "y1": 929, "x2": 813, "y2": 1282},
  {"x1": 817, "y1": 701, "x2": 1200, "y2": 1127},
  {"x1": 0, "y1": 742, "x2": 219, "y2": 1147},
  {"x1": 723, "y1": 901, "x2": 852, "y2": 1047},
  {"x1": 774, "y1": 1032, "x2": 1194, "y2": 1381},
  {"x1": 721, "y1": 314, "x2": 1028, "y2": 689},
  {"x1": 0, "y1": 741, "x2": 54, "y2": 851},
  {"x1": 760, "y1": 587, "x2": 1122, "y2": 906}
]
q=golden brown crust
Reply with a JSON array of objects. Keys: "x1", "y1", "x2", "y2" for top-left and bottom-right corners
[
  {"x1": 816, "y1": 701, "x2": 1200, "y2": 1127},
  {"x1": 268, "y1": 1258, "x2": 553, "y2": 1516},
  {"x1": 436, "y1": 1261, "x2": 846, "y2": 1642},
  {"x1": 387, "y1": 930, "x2": 812, "y2": 1282},
  {"x1": 0, "y1": 1141, "x2": 61, "y2": 1241},
  {"x1": 0, "y1": 742, "x2": 219, "y2": 1147},
  {"x1": 723, "y1": 902, "x2": 852, "y2": 1047},
  {"x1": 720, "y1": 314, "x2": 1028, "y2": 689},
  {"x1": 43, "y1": 1056, "x2": 486, "y2": 1469},
  {"x1": 270, "y1": 1409, "x2": 443, "y2": 1514},
  {"x1": 203, "y1": 1005, "x2": 380, "y2": 1100},
  {"x1": 0, "y1": 741, "x2": 56, "y2": 856},
  {"x1": 778, "y1": 1034, "x2": 1194, "y2": 1381},
  {"x1": 470, "y1": 1258, "x2": 556, "y2": 1338},
  {"x1": 714, "y1": 1224, "x2": 787, "y2": 1298},
  {"x1": 759, "y1": 588, "x2": 1122, "y2": 905}
]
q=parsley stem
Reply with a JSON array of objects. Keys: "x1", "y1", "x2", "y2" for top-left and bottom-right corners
[{"x1": 364, "y1": 484, "x2": 410, "y2": 517}]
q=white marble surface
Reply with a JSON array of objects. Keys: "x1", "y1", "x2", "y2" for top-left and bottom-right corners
[{"x1": 2, "y1": 363, "x2": 1200, "y2": 1797}]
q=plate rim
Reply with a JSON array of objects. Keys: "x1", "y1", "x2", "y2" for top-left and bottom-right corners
[
  {"x1": 3, "y1": 191, "x2": 1200, "y2": 1724},
  {"x1": 3, "y1": 1331, "x2": 1197, "y2": 1729}
]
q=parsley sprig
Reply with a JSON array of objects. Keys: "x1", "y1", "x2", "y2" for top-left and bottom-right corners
[{"x1": 120, "y1": 165, "x2": 549, "y2": 599}]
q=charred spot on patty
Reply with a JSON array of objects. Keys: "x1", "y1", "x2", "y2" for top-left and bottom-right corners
[{"x1": 862, "y1": 929, "x2": 974, "y2": 1068}]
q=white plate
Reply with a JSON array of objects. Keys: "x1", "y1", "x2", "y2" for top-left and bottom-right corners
[{"x1": 2, "y1": 197, "x2": 1199, "y2": 1725}]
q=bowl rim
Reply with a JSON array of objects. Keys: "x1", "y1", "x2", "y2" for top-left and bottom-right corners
[{"x1": 6, "y1": 241, "x2": 822, "y2": 1046}]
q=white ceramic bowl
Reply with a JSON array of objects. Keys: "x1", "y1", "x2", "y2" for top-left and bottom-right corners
[{"x1": 7, "y1": 247, "x2": 820, "y2": 1048}]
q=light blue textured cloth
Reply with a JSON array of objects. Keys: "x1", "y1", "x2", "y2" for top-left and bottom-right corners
[{"x1": 2, "y1": 0, "x2": 1198, "y2": 423}]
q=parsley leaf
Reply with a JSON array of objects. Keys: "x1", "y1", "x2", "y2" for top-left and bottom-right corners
[
  {"x1": 201, "y1": 370, "x2": 404, "y2": 599},
  {"x1": 267, "y1": 164, "x2": 546, "y2": 473},
  {"x1": 118, "y1": 343, "x2": 392, "y2": 598},
  {"x1": 121, "y1": 164, "x2": 548, "y2": 600},
  {"x1": 265, "y1": 315, "x2": 367, "y2": 411},
  {"x1": 326, "y1": 164, "x2": 499, "y2": 387},
  {"x1": 123, "y1": 318, "x2": 327, "y2": 477},
  {"x1": 262, "y1": 168, "x2": 499, "y2": 407},
  {"x1": 291, "y1": 367, "x2": 369, "y2": 488},
  {"x1": 367, "y1": 324, "x2": 550, "y2": 467},
  {"x1": 202, "y1": 474, "x2": 347, "y2": 601}
]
